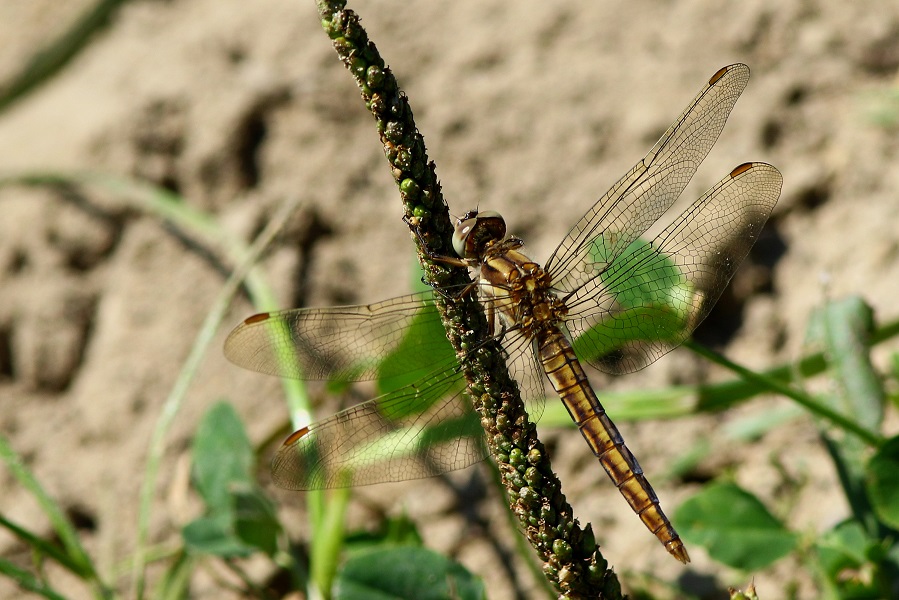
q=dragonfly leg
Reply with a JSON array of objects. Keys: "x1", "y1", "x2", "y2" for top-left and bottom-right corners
[
  {"x1": 403, "y1": 214, "x2": 470, "y2": 267},
  {"x1": 486, "y1": 298, "x2": 495, "y2": 337}
]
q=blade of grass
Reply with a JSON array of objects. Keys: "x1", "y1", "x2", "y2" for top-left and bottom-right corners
[
  {"x1": 131, "y1": 195, "x2": 304, "y2": 598},
  {"x1": 309, "y1": 487, "x2": 350, "y2": 600},
  {"x1": 0, "y1": 558, "x2": 68, "y2": 600},
  {"x1": 2, "y1": 172, "x2": 318, "y2": 596},
  {"x1": 150, "y1": 550, "x2": 194, "y2": 600},
  {"x1": 697, "y1": 316, "x2": 899, "y2": 412},
  {"x1": 2, "y1": 172, "x2": 313, "y2": 426},
  {"x1": 541, "y1": 315, "x2": 899, "y2": 427},
  {"x1": 0, "y1": 0, "x2": 133, "y2": 113},
  {"x1": 0, "y1": 435, "x2": 107, "y2": 596},
  {"x1": 0, "y1": 514, "x2": 88, "y2": 578},
  {"x1": 538, "y1": 384, "x2": 698, "y2": 427},
  {"x1": 810, "y1": 298, "x2": 884, "y2": 531}
]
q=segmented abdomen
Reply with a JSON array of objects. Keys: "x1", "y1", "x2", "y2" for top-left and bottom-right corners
[{"x1": 536, "y1": 326, "x2": 690, "y2": 563}]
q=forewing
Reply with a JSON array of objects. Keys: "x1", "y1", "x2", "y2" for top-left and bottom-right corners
[
  {"x1": 224, "y1": 290, "x2": 455, "y2": 384},
  {"x1": 267, "y1": 279, "x2": 576, "y2": 489},
  {"x1": 500, "y1": 328, "x2": 549, "y2": 423},
  {"x1": 546, "y1": 64, "x2": 751, "y2": 293},
  {"x1": 564, "y1": 162, "x2": 782, "y2": 374},
  {"x1": 271, "y1": 362, "x2": 486, "y2": 488}
]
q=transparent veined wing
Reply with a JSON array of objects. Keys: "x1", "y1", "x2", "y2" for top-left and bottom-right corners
[
  {"x1": 545, "y1": 64, "x2": 750, "y2": 296},
  {"x1": 560, "y1": 162, "x2": 782, "y2": 374},
  {"x1": 270, "y1": 310, "x2": 546, "y2": 488},
  {"x1": 272, "y1": 361, "x2": 479, "y2": 488},
  {"x1": 224, "y1": 290, "x2": 456, "y2": 387}
]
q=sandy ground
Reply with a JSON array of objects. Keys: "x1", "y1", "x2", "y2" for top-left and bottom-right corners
[{"x1": 2, "y1": 1, "x2": 899, "y2": 598}]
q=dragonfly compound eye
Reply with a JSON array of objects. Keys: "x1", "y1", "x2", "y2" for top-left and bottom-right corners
[{"x1": 452, "y1": 210, "x2": 506, "y2": 258}]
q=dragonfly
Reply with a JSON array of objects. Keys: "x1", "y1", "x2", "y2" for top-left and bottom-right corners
[{"x1": 224, "y1": 63, "x2": 782, "y2": 564}]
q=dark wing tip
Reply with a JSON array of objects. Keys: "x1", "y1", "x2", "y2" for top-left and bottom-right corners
[
  {"x1": 709, "y1": 63, "x2": 750, "y2": 86},
  {"x1": 244, "y1": 312, "x2": 271, "y2": 325},
  {"x1": 730, "y1": 162, "x2": 754, "y2": 177},
  {"x1": 282, "y1": 426, "x2": 310, "y2": 447}
]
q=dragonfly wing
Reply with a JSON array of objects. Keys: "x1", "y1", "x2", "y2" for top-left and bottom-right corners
[
  {"x1": 272, "y1": 362, "x2": 487, "y2": 488},
  {"x1": 271, "y1": 295, "x2": 561, "y2": 488},
  {"x1": 545, "y1": 64, "x2": 751, "y2": 293},
  {"x1": 563, "y1": 162, "x2": 782, "y2": 374},
  {"x1": 224, "y1": 290, "x2": 456, "y2": 383},
  {"x1": 500, "y1": 328, "x2": 549, "y2": 423}
]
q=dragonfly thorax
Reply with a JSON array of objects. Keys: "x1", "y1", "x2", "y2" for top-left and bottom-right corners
[
  {"x1": 479, "y1": 247, "x2": 569, "y2": 338},
  {"x1": 452, "y1": 210, "x2": 506, "y2": 259}
]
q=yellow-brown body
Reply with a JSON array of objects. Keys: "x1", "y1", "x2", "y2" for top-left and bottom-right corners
[{"x1": 476, "y1": 236, "x2": 689, "y2": 563}]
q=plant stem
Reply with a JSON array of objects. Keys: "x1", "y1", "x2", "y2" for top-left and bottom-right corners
[
  {"x1": 314, "y1": 1, "x2": 618, "y2": 596},
  {"x1": 685, "y1": 340, "x2": 884, "y2": 447}
]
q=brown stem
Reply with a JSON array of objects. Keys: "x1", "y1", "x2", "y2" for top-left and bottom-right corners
[{"x1": 314, "y1": 2, "x2": 621, "y2": 596}]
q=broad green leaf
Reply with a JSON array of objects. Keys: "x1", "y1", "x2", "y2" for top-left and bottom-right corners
[
  {"x1": 344, "y1": 512, "x2": 424, "y2": 556},
  {"x1": 807, "y1": 298, "x2": 883, "y2": 526},
  {"x1": 807, "y1": 297, "x2": 883, "y2": 432},
  {"x1": 233, "y1": 486, "x2": 281, "y2": 557},
  {"x1": 816, "y1": 520, "x2": 871, "y2": 575},
  {"x1": 418, "y1": 411, "x2": 482, "y2": 448},
  {"x1": 191, "y1": 402, "x2": 254, "y2": 512},
  {"x1": 676, "y1": 482, "x2": 798, "y2": 570},
  {"x1": 592, "y1": 237, "x2": 685, "y2": 311},
  {"x1": 380, "y1": 253, "x2": 455, "y2": 400},
  {"x1": 187, "y1": 403, "x2": 281, "y2": 558},
  {"x1": 335, "y1": 546, "x2": 485, "y2": 600},
  {"x1": 815, "y1": 521, "x2": 893, "y2": 600},
  {"x1": 182, "y1": 514, "x2": 254, "y2": 558},
  {"x1": 866, "y1": 435, "x2": 899, "y2": 530}
]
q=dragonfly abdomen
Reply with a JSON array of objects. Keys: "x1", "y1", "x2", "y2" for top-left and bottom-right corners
[{"x1": 536, "y1": 326, "x2": 690, "y2": 564}]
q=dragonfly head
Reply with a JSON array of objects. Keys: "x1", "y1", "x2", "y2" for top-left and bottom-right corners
[{"x1": 452, "y1": 210, "x2": 506, "y2": 259}]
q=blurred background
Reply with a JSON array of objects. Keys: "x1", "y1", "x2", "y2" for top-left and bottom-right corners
[{"x1": 1, "y1": 1, "x2": 898, "y2": 598}]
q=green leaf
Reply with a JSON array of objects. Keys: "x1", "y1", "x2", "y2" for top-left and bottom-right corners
[
  {"x1": 807, "y1": 297, "x2": 883, "y2": 433},
  {"x1": 232, "y1": 487, "x2": 281, "y2": 557},
  {"x1": 807, "y1": 298, "x2": 884, "y2": 526},
  {"x1": 182, "y1": 514, "x2": 254, "y2": 558},
  {"x1": 814, "y1": 521, "x2": 891, "y2": 600},
  {"x1": 191, "y1": 401, "x2": 255, "y2": 512},
  {"x1": 335, "y1": 546, "x2": 485, "y2": 600},
  {"x1": 152, "y1": 550, "x2": 195, "y2": 600},
  {"x1": 417, "y1": 411, "x2": 482, "y2": 448},
  {"x1": 0, "y1": 558, "x2": 68, "y2": 600},
  {"x1": 186, "y1": 405, "x2": 280, "y2": 558},
  {"x1": 866, "y1": 435, "x2": 899, "y2": 530},
  {"x1": 816, "y1": 520, "x2": 871, "y2": 575},
  {"x1": 343, "y1": 512, "x2": 424, "y2": 556},
  {"x1": 676, "y1": 482, "x2": 798, "y2": 570},
  {"x1": 594, "y1": 237, "x2": 688, "y2": 313}
]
